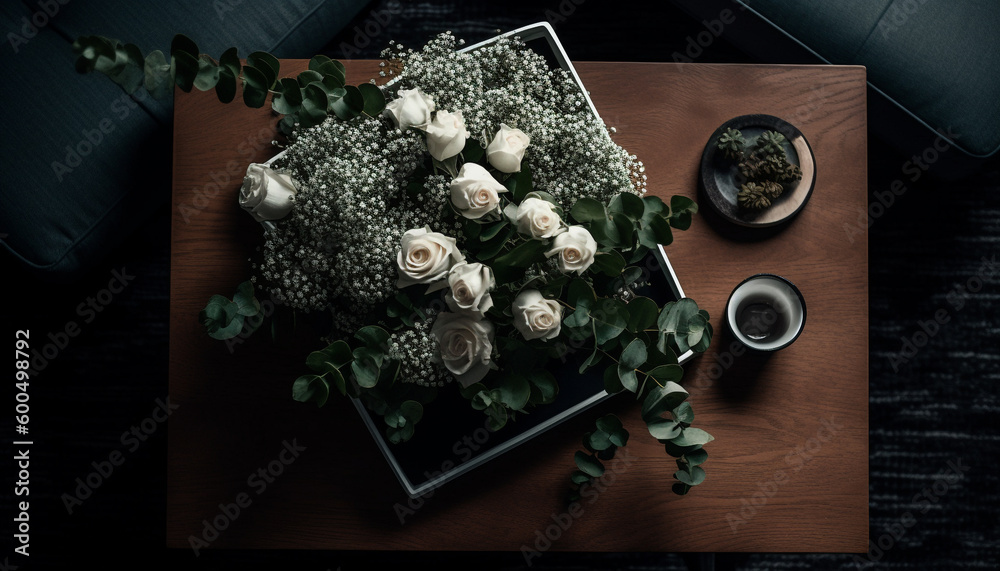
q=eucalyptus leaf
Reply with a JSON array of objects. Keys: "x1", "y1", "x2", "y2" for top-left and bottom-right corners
[
  {"x1": 641, "y1": 380, "x2": 688, "y2": 421},
  {"x1": 494, "y1": 238, "x2": 547, "y2": 268},
  {"x1": 241, "y1": 65, "x2": 269, "y2": 108},
  {"x1": 609, "y1": 427, "x2": 629, "y2": 447},
  {"x1": 578, "y1": 347, "x2": 602, "y2": 374},
  {"x1": 685, "y1": 447, "x2": 708, "y2": 466},
  {"x1": 617, "y1": 364, "x2": 638, "y2": 393},
  {"x1": 171, "y1": 50, "x2": 199, "y2": 92},
  {"x1": 355, "y1": 325, "x2": 390, "y2": 350},
  {"x1": 331, "y1": 84, "x2": 365, "y2": 120},
  {"x1": 358, "y1": 82, "x2": 386, "y2": 116},
  {"x1": 671, "y1": 427, "x2": 715, "y2": 447},
  {"x1": 591, "y1": 250, "x2": 626, "y2": 277},
  {"x1": 499, "y1": 375, "x2": 531, "y2": 411},
  {"x1": 596, "y1": 414, "x2": 623, "y2": 434},
  {"x1": 387, "y1": 423, "x2": 415, "y2": 444},
  {"x1": 610, "y1": 192, "x2": 645, "y2": 221},
  {"x1": 232, "y1": 281, "x2": 260, "y2": 316},
  {"x1": 625, "y1": 296, "x2": 659, "y2": 333},
  {"x1": 574, "y1": 451, "x2": 605, "y2": 477},
  {"x1": 673, "y1": 401, "x2": 695, "y2": 424},
  {"x1": 298, "y1": 82, "x2": 329, "y2": 127},
  {"x1": 675, "y1": 466, "x2": 706, "y2": 486},
  {"x1": 587, "y1": 430, "x2": 613, "y2": 451},
  {"x1": 399, "y1": 400, "x2": 423, "y2": 423},
  {"x1": 219, "y1": 46, "x2": 241, "y2": 77},
  {"x1": 570, "y1": 197, "x2": 607, "y2": 223},
  {"x1": 272, "y1": 78, "x2": 303, "y2": 115},
  {"x1": 247, "y1": 51, "x2": 279, "y2": 88},
  {"x1": 291, "y1": 374, "x2": 329, "y2": 407},
  {"x1": 296, "y1": 69, "x2": 324, "y2": 87},
  {"x1": 669, "y1": 195, "x2": 698, "y2": 230},
  {"x1": 215, "y1": 69, "x2": 237, "y2": 103},
  {"x1": 647, "y1": 418, "x2": 682, "y2": 440},
  {"x1": 646, "y1": 364, "x2": 683, "y2": 385},
  {"x1": 603, "y1": 364, "x2": 624, "y2": 394},
  {"x1": 620, "y1": 338, "x2": 648, "y2": 369},
  {"x1": 170, "y1": 34, "x2": 199, "y2": 60},
  {"x1": 194, "y1": 54, "x2": 220, "y2": 91},
  {"x1": 526, "y1": 370, "x2": 558, "y2": 404}
]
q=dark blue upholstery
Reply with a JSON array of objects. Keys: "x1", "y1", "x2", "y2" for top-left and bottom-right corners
[{"x1": 0, "y1": 0, "x2": 370, "y2": 281}]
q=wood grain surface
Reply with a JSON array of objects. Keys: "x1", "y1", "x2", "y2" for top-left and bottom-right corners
[{"x1": 168, "y1": 60, "x2": 868, "y2": 553}]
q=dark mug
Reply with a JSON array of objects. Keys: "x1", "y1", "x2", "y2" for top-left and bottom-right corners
[{"x1": 724, "y1": 274, "x2": 806, "y2": 352}]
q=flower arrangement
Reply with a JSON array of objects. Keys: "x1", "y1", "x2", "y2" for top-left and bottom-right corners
[{"x1": 74, "y1": 26, "x2": 715, "y2": 497}]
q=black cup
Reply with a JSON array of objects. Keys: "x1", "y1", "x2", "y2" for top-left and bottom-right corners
[{"x1": 724, "y1": 274, "x2": 806, "y2": 352}]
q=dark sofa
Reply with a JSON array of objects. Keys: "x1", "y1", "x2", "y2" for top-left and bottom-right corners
[{"x1": 0, "y1": 0, "x2": 370, "y2": 281}]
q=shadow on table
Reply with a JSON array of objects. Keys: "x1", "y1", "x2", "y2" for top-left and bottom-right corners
[{"x1": 712, "y1": 325, "x2": 774, "y2": 403}]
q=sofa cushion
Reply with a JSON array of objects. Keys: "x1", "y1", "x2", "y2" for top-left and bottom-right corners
[
  {"x1": 743, "y1": 0, "x2": 1000, "y2": 160},
  {"x1": 1, "y1": 0, "x2": 371, "y2": 281}
]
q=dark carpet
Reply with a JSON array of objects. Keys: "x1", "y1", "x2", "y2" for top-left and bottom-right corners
[{"x1": 3, "y1": 0, "x2": 997, "y2": 569}]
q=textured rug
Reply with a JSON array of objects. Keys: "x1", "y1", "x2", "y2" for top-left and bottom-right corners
[{"x1": 4, "y1": 0, "x2": 997, "y2": 569}]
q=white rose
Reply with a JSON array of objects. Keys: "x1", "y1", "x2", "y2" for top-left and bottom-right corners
[
  {"x1": 546, "y1": 225, "x2": 598, "y2": 274},
  {"x1": 512, "y1": 290, "x2": 563, "y2": 341},
  {"x1": 515, "y1": 197, "x2": 565, "y2": 239},
  {"x1": 425, "y1": 110, "x2": 470, "y2": 161},
  {"x1": 383, "y1": 88, "x2": 435, "y2": 131},
  {"x1": 450, "y1": 163, "x2": 507, "y2": 219},
  {"x1": 239, "y1": 163, "x2": 297, "y2": 222},
  {"x1": 486, "y1": 123, "x2": 530, "y2": 173},
  {"x1": 431, "y1": 312, "x2": 495, "y2": 387},
  {"x1": 445, "y1": 262, "x2": 495, "y2": 319},
  {"x1": 396, "y1": 227, "x2": 465, "y2": 289}
]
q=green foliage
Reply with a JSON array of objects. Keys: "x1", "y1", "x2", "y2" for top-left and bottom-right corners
[
  {"x1": 198, "y1": 281, "x2": 262, "y2": 340},
  {"x1": 567, "y1": 414, "x2": 630, "y2": 503},
  {"x1": 73, "y1": 33, "x2": 386, "y2": 132}
]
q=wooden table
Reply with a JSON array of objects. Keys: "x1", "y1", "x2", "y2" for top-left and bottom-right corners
[{"x1": 169, "y1": 60, "x2": 868, "y2": 553}]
